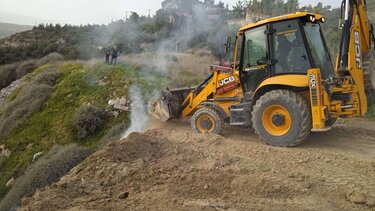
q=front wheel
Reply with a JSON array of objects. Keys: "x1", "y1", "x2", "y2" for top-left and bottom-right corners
[
  {"x1": 191, "y1": 107, "x2": 224, "y2": 134},
  {"x1": 252, "y1": 89, "x2": 312, "y2": 147}
]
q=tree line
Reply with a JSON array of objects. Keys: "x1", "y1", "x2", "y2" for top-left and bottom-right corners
[{"x1": 0, "y1": 0, "x2": 334, "y2": 66}]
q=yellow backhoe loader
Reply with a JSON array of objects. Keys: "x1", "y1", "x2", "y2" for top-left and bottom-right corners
[{"x1": 151, "y1": 0, "x2": 375, "y2": 147}]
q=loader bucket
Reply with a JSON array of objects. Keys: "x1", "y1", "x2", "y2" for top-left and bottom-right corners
[
  {"x1": 150, "y1": 99, "x2": 172, "y2": 122},
  {"x1": 149, "y1": 88, "x2": 193, "y2": 122}
]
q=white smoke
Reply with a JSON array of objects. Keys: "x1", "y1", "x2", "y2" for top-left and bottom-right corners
[
  {"x1": 122, "y1": 86, "x2": 149, "y2": 138},
  {"x1": 118, "y1": 1, "x2": 237, "y2": 138},
  {"x1": 122, "y1": 85, "x2": 160, "y2": 138}
]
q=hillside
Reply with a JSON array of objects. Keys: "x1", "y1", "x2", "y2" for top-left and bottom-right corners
[
  {"x1": 0, "y1": 22, "x2": 31, "y2": 39},
  {"x1": 0, "y1": 60, "x2": 166, "y2": 209},
  {"x1": 0, "y1": 51, "x2": 215, "y2": 210},
  {"x1": 20, "y1": 118, "x2": 375, "y2": 210}
]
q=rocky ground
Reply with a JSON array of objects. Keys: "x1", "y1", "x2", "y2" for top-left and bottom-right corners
[{"x1": 21, "y1": 118, "x2": 375, "y2": 211}]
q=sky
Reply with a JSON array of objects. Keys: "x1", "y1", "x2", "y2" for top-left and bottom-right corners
[{"x1": 0, "y1": 0, "x2": 341, "y2": 25}]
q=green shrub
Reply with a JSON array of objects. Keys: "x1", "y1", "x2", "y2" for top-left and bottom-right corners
[
  {"x1": 0, "y1": 68, "x2": 61, "y2": 138},
  {"x1": 0, "y1": 63, "x2": 18, "y2": 89},
  {"x1": 72, "y1": 105, "x2": 107, "y2": 140},
  {"x1": 0, "y1": 144, "x2": 91, "y2": 211}
]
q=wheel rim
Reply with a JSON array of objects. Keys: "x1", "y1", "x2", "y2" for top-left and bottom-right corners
[
  {"x1": 262, "y1": 105, "x2": 291, "y2": 136},
  {"x1": 196, "y1": 114, "x2": 215, "y2": 133}
]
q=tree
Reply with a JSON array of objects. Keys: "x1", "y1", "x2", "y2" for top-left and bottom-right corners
[
  {"x1": 232, "y1": 0, "x2": 247, "y2": 19},
  {"x1": 285, "y1": 0, "x2": 299, "y2": 13},
  {"x1": 217, "y1": 1, "x2": 225, "y2": 9},
  {"x1": 129, "y1": 12, "x2": 140, "y2": 23}
]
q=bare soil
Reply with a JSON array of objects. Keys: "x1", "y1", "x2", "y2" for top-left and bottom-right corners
[{"x1": 21, "y1": 118, "x2": 375, "y2": 211}]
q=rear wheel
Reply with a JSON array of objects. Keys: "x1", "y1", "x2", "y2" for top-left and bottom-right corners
[
  {"x1": 252, "y1": 89, "x2": 311, "y2": 147},
  {"x1": 192, "y1": 107, "x2": 224, "y2": 134}
]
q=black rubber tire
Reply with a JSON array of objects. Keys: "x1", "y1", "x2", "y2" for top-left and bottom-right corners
[
  {"x1": 191, "y1": 107, "x2": 224, "y2": 134},
  {"x1": 252, "y1": 89, "x2": 312, "y2": 147}
]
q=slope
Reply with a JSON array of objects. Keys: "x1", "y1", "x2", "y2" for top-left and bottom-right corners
[{"x1": 21, "y1": 118, "x2": 375, "y2": 210}]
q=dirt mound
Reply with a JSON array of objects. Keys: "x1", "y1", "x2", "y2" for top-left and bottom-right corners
[{"x1": 21, "y1": 119, "x2": 375, "y2": 211}]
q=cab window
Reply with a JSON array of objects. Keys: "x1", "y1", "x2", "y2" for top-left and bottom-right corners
[
  {"x1": 241, "y1": 25, "x2": 269, "y2": 91},
  {"x1": 243, "y1": 26, "x2": 268, "y2": 68},
  {"x1": 272, "y1": 20, "x2": 310, "y2": 74}
]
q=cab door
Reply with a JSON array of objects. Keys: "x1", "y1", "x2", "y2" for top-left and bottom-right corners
[{"x1": 241, "y1": 25, "x2": 270, "y2": 92}]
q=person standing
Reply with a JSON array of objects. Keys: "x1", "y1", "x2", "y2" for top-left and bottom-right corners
[
  {"x1": 111, "y1": 46, "x2": 119, "y2": 65},
  {"x1": 105, "y1": 49, "x2": 110, "y2": 64}
]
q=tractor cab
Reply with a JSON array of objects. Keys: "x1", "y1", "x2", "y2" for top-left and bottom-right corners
[{"x1": 235, "y1": 13, "x2": 334, "y2": 95}]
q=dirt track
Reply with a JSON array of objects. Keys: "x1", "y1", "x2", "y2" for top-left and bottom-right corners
[{"x1": 21, "y1": 118, "x2": 375, "y2": 211}]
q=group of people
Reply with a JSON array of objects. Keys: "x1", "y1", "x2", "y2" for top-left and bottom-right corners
[{"x1": 105, "y1": 46, "x2": 119, "y2": 65}]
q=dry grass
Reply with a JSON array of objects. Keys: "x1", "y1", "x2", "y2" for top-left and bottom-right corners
[{"x1": 119, "y1": 49, "x2": 215, "y2": 87}]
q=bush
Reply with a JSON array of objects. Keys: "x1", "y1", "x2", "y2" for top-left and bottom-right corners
[
  {"x1": 0, "y1": 144, "x2": 91, "y2": 211},
  {"x1": 0, "y1": 63, "x2": 18, "y2": 89},
  {"x1": 72, "y1": 105, "x2": 107, "y2": 140},
  {"x1": 0, "y1": 53, "x2": 63, "y2": 91},
  {"x1": 15, "y1": 60, "x2": 37, "y2": 78},
  {"x1": 0, "y1": 68, "x2": 61, "y2": 138},
  {"x1": 35, "y1": 53, "x2": 64, "y2": 66}
]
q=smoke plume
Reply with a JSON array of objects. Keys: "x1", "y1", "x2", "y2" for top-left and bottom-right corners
[
  {"x1": 122, "y1": 84, "x2": 160, "y2": 138},
  {"x1": 122, "y1": 86, "x2": 149, "y2": 138}
]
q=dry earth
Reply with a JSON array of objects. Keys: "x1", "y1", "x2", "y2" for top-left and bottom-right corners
[{"x1": 21, "y1": 118, "x2": 375, "y2": 211}]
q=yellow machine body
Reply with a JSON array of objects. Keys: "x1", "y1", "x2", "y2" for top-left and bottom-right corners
[{"x1": 151, "y1": 1, "x2": 375, "y2": 146}]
